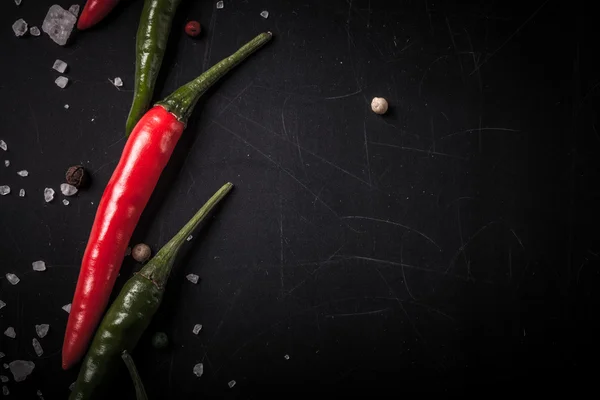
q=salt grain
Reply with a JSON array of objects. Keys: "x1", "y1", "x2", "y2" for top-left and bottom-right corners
[
  {"x1": 6, "y1": 273, "x2": 20, "y2": 285},
  {"x1": 2, "y1": 386, "x2": 8, "y2": 396},
  {"x1": 69, "y1": 4, "x2": 80, "y2": 16},
  {"x1": 52, "y1": 59, "x2": 67, "y2": 73},
  {"x1": 216, "y1": 1, "x2": 224, "y2": 9},
  {"x1": 0, "y1": 353, "x2": 4, "y2": 359},
  {"x1": 0, "y1": 300, "x2": 5, "y2": 310},
  {"x1": 32, "y1": 338, "x2": 44, "y2": 357},
  {"x1": 0, "y1": 376, "x2": 7, "y2": 383},
  {"x1": 15, "y1": 0, "x2": 22, "y2": 5},
  {"x1": 260, "y1": 11, "x2": 269, "y2": 19},
  {"x1": 12, "y1": 19, "x2": 28, "y2": 37},
  {"x1": 4, "y1": 160, "x2": 8, "y2": 167},
  {"x1": 32, "y1": 261, "x2": 46, "y2": 271},
  {"x1": 111, "y1": 77, "x2": 123, "y2": 88},
  {"x1": 17, "y1": 170, "x2": 28, "y2": 177},
  {"x1": 4, "y1": 327, "x2": 16, "y2": 339},
  {"x1": 186, "y1": 235, "x2": 193, "y2": 241},
  {"x1": 0, "y1": 186, "x2": 9, "y2": 196},
  {"x1": 55, "y1": 76, "x2": 69, "y2": 89},
  {"x1": 193, "y1": 363, "x2": 204, "y2": 377},
  {"x1": 228, "y1": 380, "x2": 236, "y2": 388},
  {"x1": 19, "y1": 189, "x2": 25, "y2": 197},
  {"x1": 62, "y1": 303, "x2": 72, "y2": 313},
  {"x1": 192, "y1": 324, "x2": 202, "y2": 334},
  {"x1": 63, "y1": 199, "x2": 70, "y2": 206},
  {"x1": 9, "y1": 360, "x2": 35, "y2": 382},
  {"x1": 42, "y1": 5, "x2": 77, "y2": 46},
  {"x1": 64, "y1": 104, "x2": 70, "y2": 109},
  {"x1": 0, "y1": 140, "x2": 7, "y2": 151},
  {"x1": 186, "y1": 274, "x2": 199, "y2": 284},
  {"x1": 60, "y1": 183, "x2": 78, "y2": 196},
  {"x1": 284, "y1": 354, "x2": 290, "y2": 360},
  {"x1": 35, "y1": 324, "x2": 50, "y2": 338},
  {"x1": 30, "y1": 26, "x2": 41, "y2": 36},
  {"x1": 44, "y1": 188, "x2": 55, "y2": 202}
]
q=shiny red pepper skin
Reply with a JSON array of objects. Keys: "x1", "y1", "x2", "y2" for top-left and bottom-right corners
[
  {"x1": 62, "y1": 106, "x2": 184, "y2": 370},
  {"x1": 77, "y1": 0, "x2": 122, "y2": 30}
]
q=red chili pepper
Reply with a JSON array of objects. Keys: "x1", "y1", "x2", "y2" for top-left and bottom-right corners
[
  {"x1": 62, "y1": 32, "x2": 272, "y2": 370},
  {"x1": 185, "y1": 21, "x2": 201, "y2": 37},
  {"x1": 77, "y1": 0, "x2": 121, "y2": 30}
]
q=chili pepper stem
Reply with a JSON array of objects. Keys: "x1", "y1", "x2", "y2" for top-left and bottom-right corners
[
  {"x1": 139, "y1": 183, "x2": 233, "y2": 288},
  {"x1": 157, "y1": 32, "x2": 272, "y2": 123},
  {"x1": 121, "y1": 351, "x2": 148, "y2": 400}
]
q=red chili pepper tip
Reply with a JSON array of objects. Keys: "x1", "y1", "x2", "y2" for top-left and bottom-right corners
[{"x1": 185, "y1": 21, "x2": 201, "y2": 37}]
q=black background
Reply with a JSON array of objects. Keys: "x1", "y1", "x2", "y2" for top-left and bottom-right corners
[{"x1": 1, "y1": 0, "x2": 598, "y2": 398}]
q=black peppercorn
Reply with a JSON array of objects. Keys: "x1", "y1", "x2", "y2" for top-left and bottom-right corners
[{"x1": 66, "y1": 165, "x2": 89, "y2": 189}]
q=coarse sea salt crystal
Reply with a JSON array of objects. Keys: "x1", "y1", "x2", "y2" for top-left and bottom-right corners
[
  {"x1": 63, "y1": 199, "x2": 70, "y2": 206},
  {"x1": 111, "y1": 77, "x2": 123, "y2": 88},
  {"x1": 64, "y1": 104, "x2": 69, "y2": 109},
  {"x1": 62, "y1": 303, "x2": 71, "y2": 313},
  {"x1": 15, "y1": 0, "x2": 22, "y2": 5},
  {"x1": 6, "y1": 273, "x2": 19, "y2": 285},
  {"x1": 186, "y1": 235, "x2": 193, "y2": 241},
  {"x1": 55, "y1": 76, "x2": 69, "y2": 89},
  {"x1": 60, "y1": 183, "x2": 77, "y2": 196},
  {"x1": 193, "y1": 363, "x2": 204, "y2": 377},
  {"x1": 260, "y1": 11, "x2": 269, "y2": 19},
  {"x1": 30, "y1": 26, "x2": 41, "y2": 36},
  {"x1": 32, "y1": 338, "x2": 44, "y2": 357},
  {"x1": 228, "y1": 380, "x2": 236, "y2": 388},
  {"x1": 69, "y1": 4, "x2": 80, "y2": 16},
  {"x1": 4, "y1": 160, "x2": 8, "y2": 167},
  {"x1": 9, "y1": 360, "x2": 35, "y2": 382},
  {"x1": 0, "y1": 300, "x2": 5, "y2": 310},
  {"x1": 216, "y1": 1, "x2": 224, "y2": 9},
  {"x1": 186, "y1": 274, "x2": 199, "y2": 284},
  {"x1": 17, "y1": 170, "x2": 28, "y2": 177},
  {"x1": 44, "y1": 188, "x2": 55, "y2": 202},
  {"x1": 0, "y1": 140, "x2": 7, "y2": 151},
  {"x1": 42, "y1": 5, "x2": 77, "y2": 46},
  {"x1": 4, "y1": 327, "x2": 16, "y2": 338},
  {"x1": 32, "y1": 260, "x2": 46, "y2": 271},
  {"x1": 0, "y1": 186, "x2": 9, "y2": 196},
  {"x1": 19, "y1": 189, "x2": 25, "y2": 197},
  {"x1": 35, "y1": 324, "x2": 49, "y2": 338},
  {"x1": 52, "y1": 59, "x2": 67, "y2": 73},
  {"x1": 0, "y1": 353, "x2": 4, "y2": 359},
  {"x1": 192, "y1": 324, "x2": 202, "y2": 334},
  {"x1": 284, "y1": 354, "x2": 290, "y2": 360},
  {"x1": 12, "y1": 19, "x2": 28, "y2": 37}
]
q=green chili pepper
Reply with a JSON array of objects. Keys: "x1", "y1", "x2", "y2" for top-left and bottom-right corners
[
  {"x1": 125, "y1": 0, "x2": 183, "y2": 136},
  {"x1": 69, "y1": 183, "x2": 233, "y2": 400},
  {"x1": 121, "y1": 351, "x2": 148, "y2": 400}
]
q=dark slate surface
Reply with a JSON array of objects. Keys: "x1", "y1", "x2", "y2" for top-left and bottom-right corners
[{"x1": 0, "y1": 0, "x2": 598, "y2": 398}]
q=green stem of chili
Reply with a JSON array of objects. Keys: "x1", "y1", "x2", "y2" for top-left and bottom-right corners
[
  {"x1": 121, "y1": 351, "x2": 148, "y2": 400},
  {"x1": 126, "y1": 0, "x2": 183, "y2": 136},
  {"x1": 157, "y1": 32, "x2": 272, "y2": 123},
  {"x1": 139, "y1": 182, "x2": 233, "y2": 288}
]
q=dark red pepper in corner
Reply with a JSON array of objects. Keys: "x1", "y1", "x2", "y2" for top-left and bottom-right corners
[{"x1": 77, "y1": 0, "x2": 121, "y2": 30}]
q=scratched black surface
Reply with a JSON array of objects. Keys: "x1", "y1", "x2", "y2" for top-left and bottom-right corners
[{"x1": 1, "y1": 0, "x2": 599, "y2": 398}]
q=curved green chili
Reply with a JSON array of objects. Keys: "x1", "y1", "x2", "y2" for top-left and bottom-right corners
[
  {"x1": 125, "y1": 0, "x2": 183, "y2": 136},
  {"x1": 69, "y1": 183, "x2": 233, "y2": 400}
]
